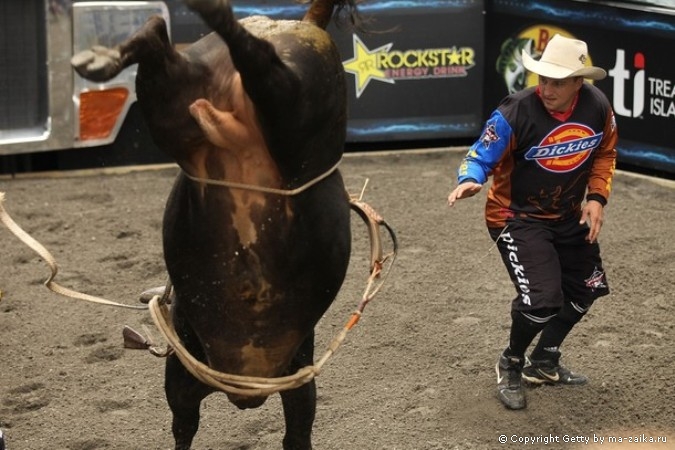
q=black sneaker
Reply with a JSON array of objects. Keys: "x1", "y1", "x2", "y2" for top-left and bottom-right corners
[
  {"x1": 522, "y1": 356, "x2": 588, "y2": 386},
  {"x1": 496, "y1": 353, "x2": 526, "y2": 410}
]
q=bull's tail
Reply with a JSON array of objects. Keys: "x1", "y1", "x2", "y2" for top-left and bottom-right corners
[{"x1": 302, "y1": 0, "x2": 360, "y2": 30}]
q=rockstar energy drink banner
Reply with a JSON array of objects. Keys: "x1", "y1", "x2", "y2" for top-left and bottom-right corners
[
  {"x1": 328, "y1": 0, "x2": 485, "y2": 143},
  {"x1": 158, "y1": 0, "x2": 486, "y2": 144},
  {"x1": 485, "y1": 0, "x2": 675, "y2": 175}
]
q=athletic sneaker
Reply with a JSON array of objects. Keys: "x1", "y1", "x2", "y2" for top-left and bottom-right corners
[
  {"x1": 522, "y1": 356, "x2": 588, "y2": 386},
  {"x1": 496, "y1": 353, "x2": 526, "y2": 410}
]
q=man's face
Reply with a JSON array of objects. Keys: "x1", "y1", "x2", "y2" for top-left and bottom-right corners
[{"x1": 538, "y1": 76, "x2": 583, "y2": 113}]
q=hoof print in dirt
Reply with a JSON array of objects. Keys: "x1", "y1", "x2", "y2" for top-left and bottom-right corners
[
  {"x1": 5, "y1": 383, "x2": 50, "y2": 413},
  {"x1": 67, "y1": 438, "x2": 110, "y2": 450},
  {"x1": 74, "y1": 333, "x2": 108, "y2": 347},
  {"x1": 96, "y1": 398, "x2": 132, "y2": 413},
  {"x1": 84, "y1": 345, "x2": 124, "y2": 363}
]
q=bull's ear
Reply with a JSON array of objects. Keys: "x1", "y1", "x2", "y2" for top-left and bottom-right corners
[{"x1": 122, "y1": 326, "x2": 151, "y2": 350}]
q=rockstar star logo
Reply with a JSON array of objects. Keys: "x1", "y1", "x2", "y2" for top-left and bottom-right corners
[{"x1": 342, "y1": 35, "x2": 394, "y2": 98}]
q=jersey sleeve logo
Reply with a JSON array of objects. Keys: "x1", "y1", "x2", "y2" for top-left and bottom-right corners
[
  {"x1": 479, "y1": 122, "x2": 500, "y2": 150},
  {"x1": 524, "y1": 123, "x2": 602, "y2": 173}
]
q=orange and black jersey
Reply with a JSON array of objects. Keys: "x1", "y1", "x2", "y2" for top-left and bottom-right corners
[{"x1": 458, "y1": 83, "x2": 618, "y2": 228}]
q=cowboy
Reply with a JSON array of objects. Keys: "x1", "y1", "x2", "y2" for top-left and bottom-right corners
[{"x1": 447, "y1": 34, "x2": 618, "y2": 410}]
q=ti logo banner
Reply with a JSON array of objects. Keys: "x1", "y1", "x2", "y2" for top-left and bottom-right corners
[
  {"x1": 609, "y1": 48, "x2": 675, "y2": 119},
  {"x1": 342, "y1": 34, "x2": 477, "y2": 98}
]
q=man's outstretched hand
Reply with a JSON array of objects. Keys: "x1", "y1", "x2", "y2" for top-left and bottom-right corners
[{"x1": 447, "y1": 181, "x2": 482, "y2": 207}]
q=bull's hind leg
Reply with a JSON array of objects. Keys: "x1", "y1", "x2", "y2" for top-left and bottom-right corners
[
  {"x1": 182, "y1": 0, "x2": 262, "y2": 63},
  {"x1": 183, "y1": 0, "x2": 234, "y2": 28},
  {"x1": 71, "y1": 15, "x2": 174, "y2": 82},
  {"x1": 182, "y1": 0, "x2": 299, "y2": 114},
  {"x1": 280, "y1": 333, "x2": 317, "y2": 450}
]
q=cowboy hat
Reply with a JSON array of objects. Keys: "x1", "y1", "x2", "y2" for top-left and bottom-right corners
[{"x1": 521, "y1": 34, "x2": 606, "y2": 80}]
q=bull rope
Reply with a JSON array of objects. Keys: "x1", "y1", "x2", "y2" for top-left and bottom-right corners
[
  {"x1": 181, "y1": 158, "x2": 342, "y2": 195},
  {"x1": 0, "y1": 181, "x2": 397, "y2": 396}
]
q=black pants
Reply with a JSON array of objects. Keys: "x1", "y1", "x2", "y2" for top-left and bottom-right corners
[{"x1": 488, "y1": 217, "x2": 609, "y2": 313}]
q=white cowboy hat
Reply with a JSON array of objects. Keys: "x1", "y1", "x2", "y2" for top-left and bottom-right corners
[{"x1": 521, "y1": 34, "x2": 606, "y2": 80}]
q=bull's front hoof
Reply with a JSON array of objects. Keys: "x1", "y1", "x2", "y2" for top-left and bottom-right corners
[{"x1": 71, "y1": 46, "x2": 122, "y2": 82}]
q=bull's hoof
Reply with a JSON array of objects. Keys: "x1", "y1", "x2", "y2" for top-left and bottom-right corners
[{"x1": 71, "y1": 46, "x2": 122, "y2": 82}]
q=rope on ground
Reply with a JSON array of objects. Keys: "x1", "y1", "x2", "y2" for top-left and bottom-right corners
[{"x1": 0, "y1": 191, "x2": 148, "y2": 310}]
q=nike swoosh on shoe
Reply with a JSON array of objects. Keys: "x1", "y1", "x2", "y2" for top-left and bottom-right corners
[{"x1": 538, "y1": 369, "x2": 560, "y2": 382}]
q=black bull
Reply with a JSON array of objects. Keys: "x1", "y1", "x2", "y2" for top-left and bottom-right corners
[{"x1": 71, "y1": 0, "x2": 371, "y2": 449}]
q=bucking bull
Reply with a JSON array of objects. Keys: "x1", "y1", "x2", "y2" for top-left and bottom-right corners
[{"x1": 69, "y1": 0, "x2": 393, "y2": 449}]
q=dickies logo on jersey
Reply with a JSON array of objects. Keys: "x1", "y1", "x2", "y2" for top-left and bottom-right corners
[{"x1": 524, "y1": 123, "x2": 602, "y2": 173}]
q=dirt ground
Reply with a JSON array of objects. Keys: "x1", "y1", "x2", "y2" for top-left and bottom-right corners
[{"x1": 1, "y1": 148, "x2": 674, "y2": 450}]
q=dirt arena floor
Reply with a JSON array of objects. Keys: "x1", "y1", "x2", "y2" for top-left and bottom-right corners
[{"x1": 1, "y1": 149, "x2": 674, "y2": 450}]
